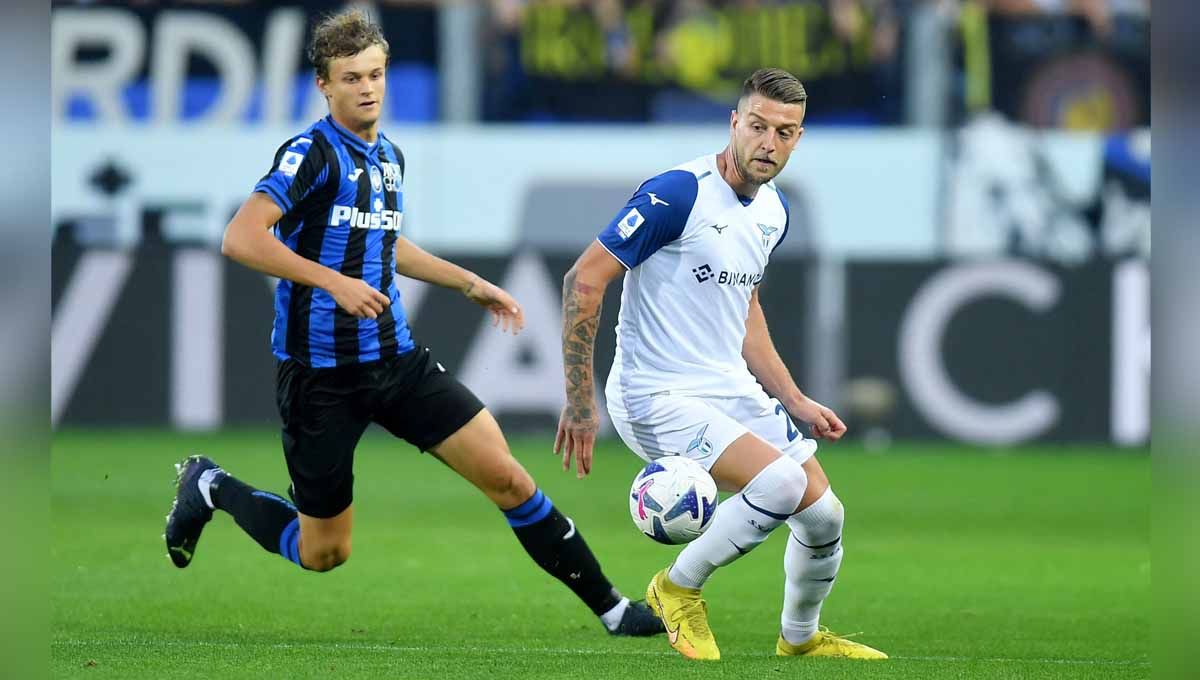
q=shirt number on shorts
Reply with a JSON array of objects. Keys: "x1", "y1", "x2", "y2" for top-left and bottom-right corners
[{"x1": 774, "y1": 403, "x2": 800, "y2": 442}]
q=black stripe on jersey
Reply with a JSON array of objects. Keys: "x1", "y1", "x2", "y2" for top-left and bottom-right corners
[
  {"x1": 284, "y1": 132, "x2": 341, "y2": 367},
  {"x1": 332, "y1": 150, "x2": 371, "y2": 366},
  {"x1": 290, "y1": 132, "x2": 341, "y2": 258},
  {"x1": 285, "y1": 138, "x2": 329, "y2": 212},
  {"x1": 376, "y1": 144, "x2": 401, "y2": 355},
  {"x1": 286, "y1": 279, "x2": 313, "y2": 365},
  {"x1": 383, "y1": 136, "x2": 405, "y2": 180}
]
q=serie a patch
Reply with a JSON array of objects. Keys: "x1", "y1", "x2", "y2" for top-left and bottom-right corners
[{"x1": 618, "y1": 208, "x2": 645, "y2": 239}]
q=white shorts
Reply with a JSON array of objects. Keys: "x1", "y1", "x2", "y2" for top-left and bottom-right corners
[{"x1": 609, "y1": 390, "x2": 818, "y2": 470}]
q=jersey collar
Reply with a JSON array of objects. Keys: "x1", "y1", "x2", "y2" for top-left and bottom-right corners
[{"x1": 324, "y1": 115, "x2": 379, "y2": 154}]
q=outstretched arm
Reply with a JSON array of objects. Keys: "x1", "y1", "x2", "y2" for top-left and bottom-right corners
[
  {"x1": 555, "y1": 241, "x2": 626, "y2": 477},
  {"x1": 743, "y1": 286, "x2": 846, "y2": 441},
  {"x1": 394, "y1": 236, "x2": 524, "y2": 334}
]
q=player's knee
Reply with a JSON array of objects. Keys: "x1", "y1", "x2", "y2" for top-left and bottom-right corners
[
  {"x1": 744, "y1": 455, "x2": 808, "y2": 517},
  {"x1": 301, "y1": 540, "x2": 351, "y2": 572},
  {"x1": 794, "y1": 489, "x2": 844, "y2": 543},
  {"x1": 487, "y1": 459, "x2": 536, "y2": 509}
]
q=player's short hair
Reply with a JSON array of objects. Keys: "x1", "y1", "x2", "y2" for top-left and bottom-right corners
[
  {"x1": 739, "y1": 68, "x2": 808, "y2": 108},
  {"x1": 307, "y1": 8, "x2": 390, "y2": 81}
]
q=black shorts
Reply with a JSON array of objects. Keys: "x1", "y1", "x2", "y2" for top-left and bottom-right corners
[{"x1": 275, "y1": 346, "x2": 485, "y2": 519}]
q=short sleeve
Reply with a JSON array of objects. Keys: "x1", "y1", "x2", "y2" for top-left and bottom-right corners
[
  {"x1": 772, "y1": 187, "x2": 790, "y2": 254},
  {"x1": 597, "y1": 169, "x2": 699, "y2": 269},
  {"x1": 253, "y1": 135, "x2": 332, "y2": 215}
]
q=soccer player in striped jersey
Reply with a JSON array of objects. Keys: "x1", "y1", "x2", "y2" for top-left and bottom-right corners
[
  {"x1": 163, "y1": 8, "x2": 661, "y2": 638},
  {"x1": 556, "y1": 69, "x2": 887, "y2": 660}
]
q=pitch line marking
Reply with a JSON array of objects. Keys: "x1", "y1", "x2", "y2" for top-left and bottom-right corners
[{"x1": 53, "y1": 638, "x2": 1149, "y2": 667}]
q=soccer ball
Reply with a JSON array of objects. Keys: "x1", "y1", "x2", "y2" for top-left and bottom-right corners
[{"x1": 628, "y1": 456, "x2": 719, "y2": 545}]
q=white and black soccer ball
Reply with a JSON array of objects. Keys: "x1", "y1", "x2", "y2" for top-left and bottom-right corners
[{"x1": 628, "y1": 456, "x2": 719, "y2": 545}]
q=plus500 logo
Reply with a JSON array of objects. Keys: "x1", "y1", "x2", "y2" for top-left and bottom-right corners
[{"x1": 329, "y1": 205, "x2": 404, "y2": 231}]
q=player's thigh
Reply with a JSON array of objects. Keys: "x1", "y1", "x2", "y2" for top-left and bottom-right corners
[
  {"x1": 371, "y1": 347, "x2": 533, "y2": 509},
  {"x1": 611, "y1": 395, "x2": 775, "y2": 492},
  {"x1": 736, "y1": 391, "x2": 820, "y2": 465},
  {"x1": 708, "y1": 431, "x2": 786, "y2": 493},
  {"x1": 732, "y1": 393, "x2": 831, "y2": 507},
  {"x1": 427, "y1": 409, "x2": 536, "y2": 510},
  {"x1": 277, "y1": 359, "x2": 371, "y2": 520},
  {"x1": 735, "y1": 392, "x2": 829, "y2": 504}
]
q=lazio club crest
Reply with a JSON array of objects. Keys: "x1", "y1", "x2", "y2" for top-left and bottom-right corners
[{"x1": 757, "y1": 223, "x2": 779, "y2": 252}]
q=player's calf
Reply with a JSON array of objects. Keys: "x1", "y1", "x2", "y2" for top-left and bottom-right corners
[
  {"x1": 164, "y1": 456, "x2": 341, "y2": 571},
  {"x1": 781, "y1": 487, "x2": 845, "y2": 645}
]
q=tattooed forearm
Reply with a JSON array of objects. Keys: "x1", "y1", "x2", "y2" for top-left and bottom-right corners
[{"x1": 562, "y1": 268, "x2": 602, "y2": 422}]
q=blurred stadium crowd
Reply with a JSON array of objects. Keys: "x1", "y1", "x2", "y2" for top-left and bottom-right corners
[{"x1": 55, "y1": 0, "x2": 1149, "y2": 128}]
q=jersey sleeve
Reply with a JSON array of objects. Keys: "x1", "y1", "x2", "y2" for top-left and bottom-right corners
[
  {"x1": 253, "y1": 135, "x2": 332, "y2": 215},
  {"x1": 772, "y1": 187, "x2": 790, "y2": 254},
  {"x1": 597, "y1": 169, "x2": 699, "y2": 269}
]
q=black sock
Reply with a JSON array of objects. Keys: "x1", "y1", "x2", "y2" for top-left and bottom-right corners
[
  {"x1": 503, "y1": 489, "x2": 622, "y2": 617},
  {"x1": 211, "y1": 472, "x2": 304, "y2": 568}
]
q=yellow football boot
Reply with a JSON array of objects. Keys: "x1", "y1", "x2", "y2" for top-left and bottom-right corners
[
  {"x1": 645, "y1": 568, "x2": 720, "y2": 661},
  {"x1": 776, "y1": 628, "x2": 888, "y2": 660}
]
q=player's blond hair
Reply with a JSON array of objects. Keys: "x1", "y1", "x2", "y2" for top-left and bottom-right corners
[
  {"x1": 307, "y1": 8, "x2": 390, "y2": 81},
  {"x1": 739, "y1": 68, "x2": 808, "y2": 107}
]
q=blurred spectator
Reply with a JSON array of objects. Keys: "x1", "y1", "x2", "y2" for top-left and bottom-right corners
[
  {"x1": 483, "y1": 0, "x2": 908, "y2": 124},
  {"x1": 984, "y1": 0, "x2": 1149, "y2": 37},
  {"x1": 959, "y1": 0, "x2": 1150, "y2": 130}
]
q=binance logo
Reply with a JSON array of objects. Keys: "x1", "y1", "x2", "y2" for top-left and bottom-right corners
[{"x1": 692, "y1": 264, "x2": 714, "y2": 283}]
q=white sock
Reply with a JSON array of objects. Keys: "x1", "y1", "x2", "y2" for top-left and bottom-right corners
[
  {"x1": 599, "y1": 597, "x2": 630, "y2": 631},
  {"x1": 197, "y1": 467, "x2": 222, "y2": 510},
  {"x1": 781, "y1": 487, "x2": 844, "y2": 645},
  {"x1": 669, "y1": 456, "x2": 808, "y2": 589}
]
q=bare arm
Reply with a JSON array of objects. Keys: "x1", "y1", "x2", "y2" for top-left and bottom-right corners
[
  {"x1": 394, "y1": 235, "x2": 476, "y2": 292},
  {"x1": 393, "y1": 235, "x2": 524, "y2": 334},
  {"x1": 221, "y1": 192, "x2": 389, "y2": 319},
  {"x1": 743, "y1": 286, "x2": 846, "y2": 441},
  {"x1": 555, "y1": 241, "x2": 626, "y2": 477}
]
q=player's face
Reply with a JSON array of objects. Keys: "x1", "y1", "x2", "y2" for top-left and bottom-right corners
[
  {"x1": 730, "y1": 94, "x2": 806, "y2": 185},
  {"x1": 318, "y1": 45, "x2": 388, "y2": 130}
]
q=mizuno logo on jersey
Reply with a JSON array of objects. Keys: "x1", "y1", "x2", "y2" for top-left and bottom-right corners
[
  {"x1": 329, "y1": 204, "x2": 404, "y2": 231},
  {"x1": 647, "y1": 193, "x2": 670, "y2": 206}
]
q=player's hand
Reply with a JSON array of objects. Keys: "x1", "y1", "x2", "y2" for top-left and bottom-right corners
[
  {"x1": 555, "y1": 403, "x2": 599, "y2": 479},
  {"x1": 792, "y1": 397, "x2": 847, "y2": 442},
  {"x1": 464, "y1": 276, "x2": 525, "y2": 335},
  {"x1": 327, "y1": 274, "x2": 391, "y2": 319}
]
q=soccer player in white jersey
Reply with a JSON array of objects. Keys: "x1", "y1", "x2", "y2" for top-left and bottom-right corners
[{"x1": 554, "y1": 68, "x2": 887, "y2": 661}]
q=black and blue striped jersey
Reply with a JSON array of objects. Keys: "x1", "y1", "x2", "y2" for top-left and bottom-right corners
[{"x1": 254, "y1": 115, "x2": 415, "y2": 368}]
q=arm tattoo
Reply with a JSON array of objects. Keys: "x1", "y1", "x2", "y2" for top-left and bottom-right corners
[{"x1": 562, "y1": 269, "x2": 601, "y2": 423}]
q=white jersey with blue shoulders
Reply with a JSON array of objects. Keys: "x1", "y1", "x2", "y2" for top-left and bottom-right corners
[{"x1": 597, "y1": 153, "x2": 791, "y2": 419}]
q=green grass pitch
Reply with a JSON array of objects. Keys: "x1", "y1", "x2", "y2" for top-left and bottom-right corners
[{"x1": 52, "y1": 430, "x2": 1149, "y2": 678}]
